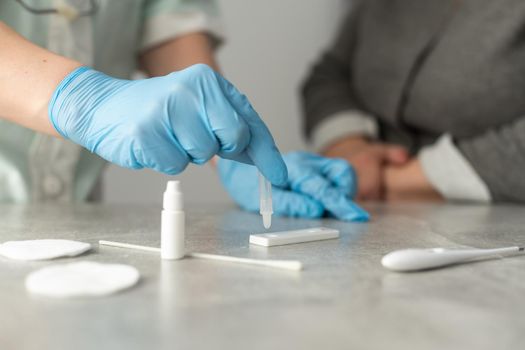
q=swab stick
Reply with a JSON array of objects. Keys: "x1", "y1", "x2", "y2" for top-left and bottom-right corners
[{"x1": 98, "y1": 240, "x2": 302, "y2": 271}]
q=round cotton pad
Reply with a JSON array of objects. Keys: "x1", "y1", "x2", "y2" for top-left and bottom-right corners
[
  {"x1": 0, "y1": 239, "x2": 91, "y2": 261},
  {"x1": 26, "y1": 261, "x2": 140, "y2": 298}
]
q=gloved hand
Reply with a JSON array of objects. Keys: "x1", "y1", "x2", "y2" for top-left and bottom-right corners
[
  {"x1": 48, "y1": 64, "x2": 287, "y2": 185},
  {"x1": 218, "y1": 151, "x2": 369, "y2": 222}
]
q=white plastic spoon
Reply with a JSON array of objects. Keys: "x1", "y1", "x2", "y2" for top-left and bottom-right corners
[{"x1": 382, "y1": 246, "x2": 524, "y2": 272}]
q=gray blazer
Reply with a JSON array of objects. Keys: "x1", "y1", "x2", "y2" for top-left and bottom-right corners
[{"x1": 301, "y1": 0, "x2": 525, "y2": 202}]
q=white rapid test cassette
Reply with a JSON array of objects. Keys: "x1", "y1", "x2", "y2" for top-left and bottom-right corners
[{"x1": 250, "y1": 227, "x2": 340, "y2": 247}]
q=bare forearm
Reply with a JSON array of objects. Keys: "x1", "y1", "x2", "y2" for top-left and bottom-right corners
[
  {"x1": 0, "y1": 22, "x2": 81, "y2": 135},
  {"x1": 139, "y1": 32, "x2": 219, "y2": 77}
]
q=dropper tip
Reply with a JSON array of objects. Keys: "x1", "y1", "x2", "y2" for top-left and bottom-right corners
[{"x1": 262, "y1": 214, "x2": 271, "y2": 229}]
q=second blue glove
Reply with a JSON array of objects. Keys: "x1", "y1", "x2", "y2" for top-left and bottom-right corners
[{"x1": 218, "y1": 151, "x2": 369, "y2": 222}]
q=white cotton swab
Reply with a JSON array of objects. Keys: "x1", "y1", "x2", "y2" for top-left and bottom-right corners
[
  {"x1": 99, "y1": 240, "x2": 161, "y2": 253},
  {"x1": 187, "y1": 252, "x2": 302, "y2": 270},
  {"x1": 98, "y1": 240, "x2": 303, "y2": 271}
]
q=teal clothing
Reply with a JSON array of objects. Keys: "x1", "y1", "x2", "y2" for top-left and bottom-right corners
[{"x1": 0, "y1": 0, "x2": 222, "y2": 202}]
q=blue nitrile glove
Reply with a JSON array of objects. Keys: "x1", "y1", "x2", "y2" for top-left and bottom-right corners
[
  {"x1": 48, "y1": 64, "x2": 287, "y2": 185},
  {"x1": 218, "y1": 151, "x2": 369, "y2": 222}
]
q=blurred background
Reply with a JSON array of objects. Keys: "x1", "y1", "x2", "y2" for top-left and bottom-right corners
[{"x1": 103, "y1": 0, "x2": 348, "y2": 204}]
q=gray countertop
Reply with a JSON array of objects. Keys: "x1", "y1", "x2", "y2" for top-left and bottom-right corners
[{"x1": 1, "y1": 202, "x2": 524, "y2": 350}]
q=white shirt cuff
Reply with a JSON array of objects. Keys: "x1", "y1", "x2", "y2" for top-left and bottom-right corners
[
  {"x1": 419, "y1": 134, "x2": 492, "y2": 202},
  {"x1": 310, "y1": 110, "x2": 379, "y2": 152},
  {"x1": 140, "y1": 12, "x2": 224, "y2": 51}
]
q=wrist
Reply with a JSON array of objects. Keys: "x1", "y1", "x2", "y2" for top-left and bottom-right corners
[
  {"x1": 36, "y1": 61, "x2": 83, "y2": 136},
  {"x1": 48, "y1": 66, "x2": 92, "y2": 137},
  {"x1": 48, "y1": 67, "x2": 130, "y2": 148},
  {"x1": 323, "y1": 135, "x2": 371, "y2": 158}
]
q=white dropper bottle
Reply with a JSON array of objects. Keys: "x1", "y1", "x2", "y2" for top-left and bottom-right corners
[{"x1": 161, "y1": 181, "x2": 185, "y2": 260}]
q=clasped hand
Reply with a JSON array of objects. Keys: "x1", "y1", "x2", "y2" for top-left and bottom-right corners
[{"x1": 324, "y1": 136, "x2": 442, "y2": 201}]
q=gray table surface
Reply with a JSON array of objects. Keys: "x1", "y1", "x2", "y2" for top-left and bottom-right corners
[{"x1": 0, "y1": 202, "x2": 524, "y2": 350}]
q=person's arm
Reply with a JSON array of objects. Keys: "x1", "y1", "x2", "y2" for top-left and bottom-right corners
[
  {"x1": 421, "y1": 117, "x2": 525, "y2": 203},
  {"x1": 382, "y1": 124, "x2": 524, "y2": 203},
  {"x1": 0, "y1": 22, "x2": 286, "y2": 184},
  {"x1": 301, "y1": 2, "x2": 377, "y2": 152},
  {"x1": 0, "y1": 21, "x2": 81, "y2": 135},
  {"x1": 301, "y1": 4, "x2": 410, "y2": 200},
  {"x1": 416, "y1": 135, "x2": 490, "y2": 202},
  {"x1": 455, "y1": 121, "x2": 524, "y2": 201},
  {"x1": 140, "y1": 32, "x2": 219, "y2": 76}
]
